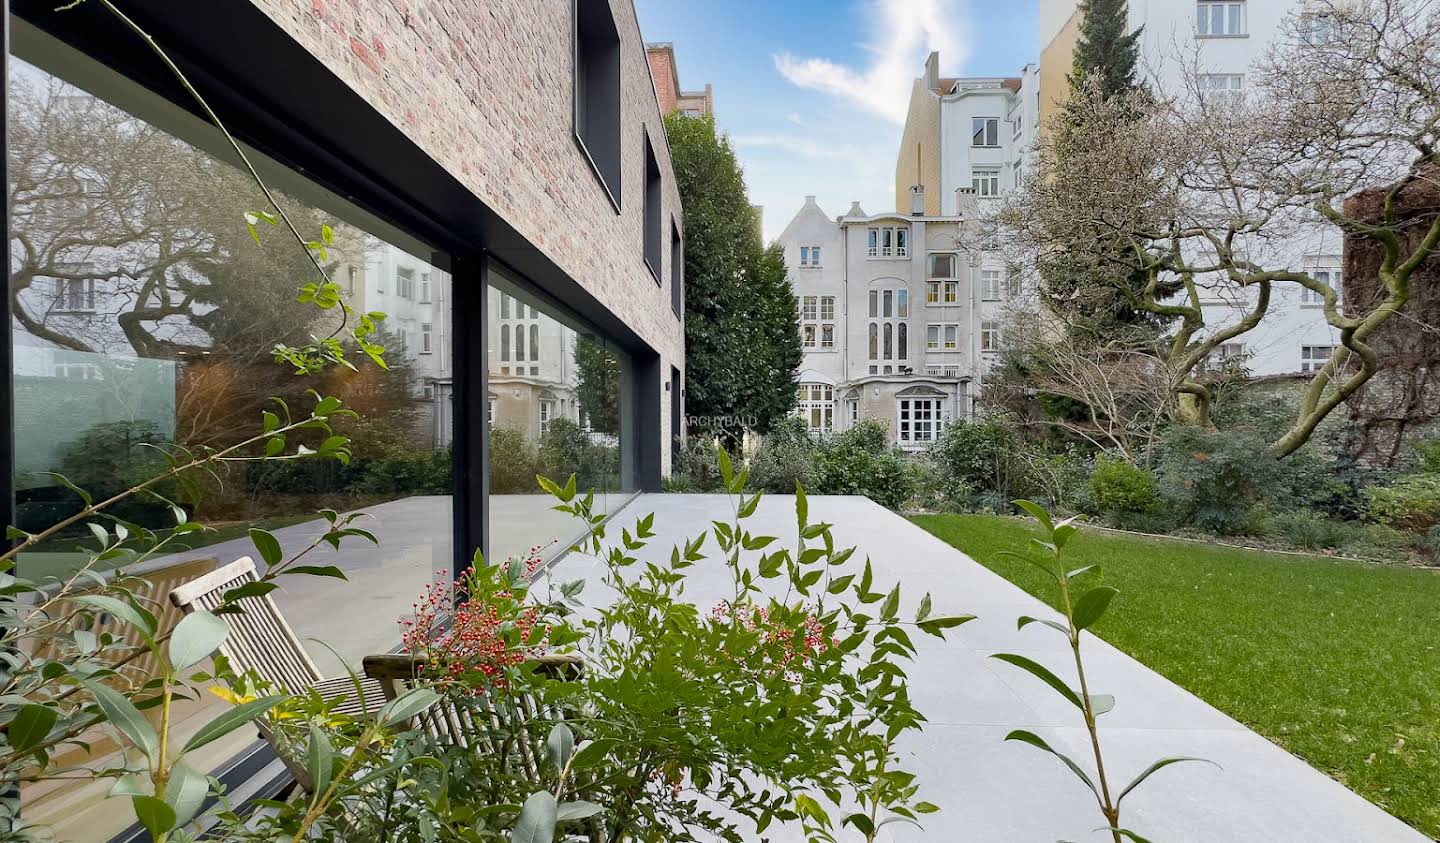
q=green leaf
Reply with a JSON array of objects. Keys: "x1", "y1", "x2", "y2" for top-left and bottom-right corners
[
  {"x1": 168, "y1": 611, "x2": 228, "y2": 672},
  {"x1": 879, "y1": 584, "x2": 900, "y2": 621},
  {"x1": 221, "y1": 581, "x2": 278, "y2": 604},
  {"x1": 842, "y1": 812, "x2": 874, "y2": 836},
  {"x1": 717, "y1": 446, "x2": 733, "y2": 487},
  {"x1": 181, "y1": 695, "x2": 286, "y2": 754},
  {"x1": 555, "y1": 800, "x2": 604, "y2": 822},
  {"x1": 8, "y1": 704, "x2": 57, "y2": 753},
  {"x1": 1017, "y1": 615, "x2": 1071, "y2": 637},
  {"x1": 1004, "y1": 729, "x2": 1100, "y2": 803},
  {"x1": 990, "y1": 653, "x2": 1083, "y2": 709},
  {"x1": 1073, "y1": 586, "x2": 1118, "y2": 631},
  {"x1": 1012, "y1": 499, "x2": 1055, "y2": 533},
  {"x1": 916, "y1": 615, "x2": 976, "y2": 638},
  {"x1": 248, "y1": 528, "x2": 283, "y2": 568},
  {"x1": 165, "y1": 760, "x2": 210, "y2": 829},
  {"x1": 1089, "y1": 694, "x2": 1116, "y2": 716},
  {"x1": 321, "y1": 223, "x2": 335, "y2": 245},
  {"x1": 511, "y1": 790, "x2": 558, "y2": 843},
  {"x1": 81, "y1": 681, "x2": 159, "y2": 761},
  {"x1": 377, "y1": 687, "x2": 439, "y2": 727},
  {"x1": 795, "y1": 483, "x2": 808, "y2": 527},
  {"x1": 545, "y1": 722, "x2": 575, "y2": 770},
  {"x1": 307, "y1": 721, "x2": 334, "y2": 800},
  {"x1": 132, "y1": 795, "x2": 176, "y2": 839},
  {"x1": 569, "y1": 737, "x2": 619, "y2": 770},
  {"x1": 72, "y1": 594, "x2": 156, "y2": 640},
  {"x1": 286, "y1": 565, "x2": 348, "y2": 580},
  {"x1": 1116, "y1": 756, "x2": 1213, "y2": 806},
  {"x1": 916, "y1": 592, "x2": 932, "y2": 623},
  {"x1": 262, "y1": 410, "x2": 280, "y2": 433}
]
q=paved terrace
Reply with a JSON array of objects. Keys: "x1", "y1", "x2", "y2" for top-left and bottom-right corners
[{"x1": 553, "y1": 494, "x2": 1428, "y2": 843}]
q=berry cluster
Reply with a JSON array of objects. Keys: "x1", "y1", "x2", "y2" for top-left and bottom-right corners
[{"x1": 708, "y1": 601, "x2": 833, "y2": 674}]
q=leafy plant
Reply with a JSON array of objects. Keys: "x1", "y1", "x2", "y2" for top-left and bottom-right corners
[
  {"x1": 991, "y1": 500, "x2": 1210, "y2": 843},
  {"x1": 1366, "y1": 473, "x2": 1440, "y2": 533},
  {"x1": 925, "y1": 417, "x2": 1038, "y2": 511},
  {"x1": 814, "y1": 420, "x2": 922, "y2": 510},
  {"x1": 1090, "y1": 455, "x2": 1157, "y2": 517}
]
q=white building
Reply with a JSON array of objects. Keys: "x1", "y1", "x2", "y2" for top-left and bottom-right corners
[
  {"x1": 777, "y1": 191, "x2": 1021, "y2": 448},
  {"x1": 901, "y1": 0, "x2": 1344, "y2": 377}
]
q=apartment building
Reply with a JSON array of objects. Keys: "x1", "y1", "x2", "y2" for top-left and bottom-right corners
[
  {"x1": 902, "y1": 0, "x2": 1344, "y2": 377},
  {"x1": 778, "y1": 190, "x2": 1020, "y2": 448}
]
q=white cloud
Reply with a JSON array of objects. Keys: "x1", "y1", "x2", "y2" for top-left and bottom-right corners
[
  {"x1": 731, "y1": 134, "x2": 866, "y2": 163},
  {"x1": 773, "y1": 0, "x2": 970, "y2": 124}
]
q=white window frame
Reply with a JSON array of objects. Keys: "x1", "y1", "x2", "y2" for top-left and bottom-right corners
[
  {"x1": 539, "y1": 398, "x2": 556, "y2": 433},
  {"x1": 868, "y1": 226, "x2": 909, "y2": 258},
  {"x1": 980, "y1": 269, "x2": 1003, "y2": 301},
  {"x1": 800, "y1": 295, "x2": 834, "y2": 350},
  {"x1": 981, "y1": 320, "x2": 1002, "y2": 353},
  {"x1": 973, "y1": 169, "x2": 1001, "y2": 197},
  {"x1": 869, "y1": 287, "x2": 908, "y2": 361},
  {"x1": 1301, "y1": 344, "x2": 1335, "y2": 373},
  {"x1": 55, "y1": 277, "x2": 97, "y2": 312},
  {"x1": 420, "y1": 322, "x2": 433, "y2": 354},
  {"x1": 1197, "y1": 1, "x2": 1246, "y2": 36},
  {"x1": 797, "y1": 382, "x2": 835, "y2": 433},
  {"x1": 897, "y1": 397, "x2": 947, "y2": 446},
  {"x1": 1302, "y1": 268, "x2": 1340, "y2": 306},
  {"x1": 972, "y1": 117, "x2": 999, "y2": 148}
]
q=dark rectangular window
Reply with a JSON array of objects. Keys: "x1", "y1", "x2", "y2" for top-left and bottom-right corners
[
  {"x1": 643, "y1": 131, "x2": 662, "y2": 281},
  {"x1": 574, "y1": 0, "x2": 622, "y2": 209},
  {"x1": 670, "y1": 218, "x2": 683, "y2": 317}
]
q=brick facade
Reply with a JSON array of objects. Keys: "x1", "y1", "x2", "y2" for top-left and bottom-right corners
[
  {"x1": 250, "y1": 0, "x2": 686, "y2": 473},
  {"x1": 646, "y1": 42, "x2": 712, "y2": 116}
]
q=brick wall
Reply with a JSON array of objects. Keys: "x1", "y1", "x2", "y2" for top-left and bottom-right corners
[
  {"x1": 248, "y1": 0, "x2": 685, "y2": 473},
  {"x1": 646, "y1": 44, "x2": 679, "y2": 114}
]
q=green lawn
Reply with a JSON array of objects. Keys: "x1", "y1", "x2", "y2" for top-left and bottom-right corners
[{"x1": 911, "y1": 513, "x2": 1440, "y2": 840}]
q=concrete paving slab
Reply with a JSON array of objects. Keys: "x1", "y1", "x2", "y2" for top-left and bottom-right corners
[{"x1": 547, "y1": 493, "x2": 1428, "y2": 842}]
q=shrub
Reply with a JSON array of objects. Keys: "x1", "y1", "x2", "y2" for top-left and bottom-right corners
[
  {"x1": 1366, "y1": 473, "x2": 1440, "y2": 533},
  {"x1": 669, "y1": 435, "x2": 726, "y2": 491},
  {"x1": 925, "y1": 418, "x2": 1037, "y2": 511},
  {"x1": 814, "y1": 420, "x2": 921, "y2": 510},
  {"x1": 748, "y1": 416, "x2": 818, "y2": 493},
  {"x1": 489, "y1": 426, "x2": 540, "y2": 494},
  {"x1": 1089, "y1": 456, "x2": 1157, "y2": 516},
  {"x1": 537, "y1": 417, "x2": 618, "y2": 492}
]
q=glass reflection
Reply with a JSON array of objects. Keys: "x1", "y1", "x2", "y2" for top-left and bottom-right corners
[{"x1": 487, "y1": 262, "x2": 628, "y2": 565}]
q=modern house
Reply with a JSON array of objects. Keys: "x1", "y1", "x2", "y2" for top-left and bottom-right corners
[
  {"x1": 777, "y1": 190, "x2": 1020, "y2": 448},
  {"x1": 4, "y1": 0, "x2": 683, "y2": 836}
]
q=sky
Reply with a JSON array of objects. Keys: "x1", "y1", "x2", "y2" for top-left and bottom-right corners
[{"x1": 633, "y1": 0, "x2": 1041, "y2": 242}]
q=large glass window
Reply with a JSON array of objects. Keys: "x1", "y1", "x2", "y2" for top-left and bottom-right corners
[
  {"x1": 9, "y1": 44, "x2": 453, "y2": 837},
  {"x1": 486, "y1": 261, "x2": 630, "y2": 565}
]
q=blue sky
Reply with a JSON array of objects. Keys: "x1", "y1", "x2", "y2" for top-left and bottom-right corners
[{"x1": 634, "y1": 0, "x2": 1040, "y2": 241}]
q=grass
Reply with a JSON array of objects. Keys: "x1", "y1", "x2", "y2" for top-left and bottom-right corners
[{"x1": 910, "y1": 513, "x2": 1440, "y2": 840}]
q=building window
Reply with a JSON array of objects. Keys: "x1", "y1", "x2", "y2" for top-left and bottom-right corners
[
  {"x1": 848, "y1": 399, "x2": 859, "y2": 424},
  {"x1": 1303, "y1": 268, "x2": 1340, "y2": 306},
  {"x1": 500, "y1": 292, "x2": 511, "y2": 319},
  {"x1": 574, "y1": 0, "x2": 623, "y2": 206},
  {"x1": 529, "y1": 324, "x2": 540, "y2": 360},
  {"x1": 671, "y1": 218, "x2": 684, "y2": 317},
  {"x1": 501, "y1": 324, "x2": 511, "y2": 361},
  {"x1": 943, "y1": 282, "x2": 959, "y2": 304},
  {"x1": 867, "y1": 226, "x2": 908, "y2": 258},
  {"x1": 800, "y1": 245, "x2": 822, "y2": 266},
  {"x1": 419, "y1": 272, "x2": 432, "y2": 303},
  {"x1": 883, "y1": 323, "x2": 894, "y2": 359},
  {"x1": 868, "y1": 323, "x2": 878, "y2": 359},
  {"x1": 420, "y1": 322, "x2": 433, "y2": 354},
  {"x1": 980, "y1": 269, "x2": 1003, "y2": 301},
  {"x1": 515, "y1": 323, "x2": 526, "y2": 362},
  {"x1": 1200, "y1": 74, "x2": 1245, "y2": 100},
  {"x1": 928, "y1": 253, "x2": 957, "y2": 280},
  {"x1": 972, "y1": 117, "x2": 999, "y2": 147},
  {"x1": 797, "y1": 383, "x2": 835, "y2": 433},
  {"x1": 539, "y1": 398, "x2": 556, "y2": 434},
  {"x1": 54, "y1": 362, "x2": 103, "y2": 381},
  {"x1": 870, "y1": 286, "x2": 906, "y2": 361},
  {"x1": 981, "y1": 320, "x2": 1002, "y2": 353},
  {"x1": 944, "y1": 324, "x2": 959, "y2": 350},
  {"x1": 927, "y1": 325, "x2": 940, "y2": 350},
  {"x1": 897, "y1": 323, "x2": 908, "y2": 360},
  {"x1": 643, "y1": 130, "x2": 662, "y2": 280},
  {"x1": 1300, "y1": 12, "x2": 1337, "y2": 44},
  {"x1": 1204, "y1": 342, "x2": 1247, "y2": 370},
  {"x1": 397, "y1": 266, "x2": 415, "y2": 300},
  {"x1": 898, "y1": 397, "x2": 946, "y2": 445},
  {"x1": 973, "y1": 169, "x2": 1000, "y2": 197},
  {"x1": 1006, "y1": 267, "x2": 1024, "y2": 298},
  {"x1": 54, "y1": 277, "x2": 96, "y2": 312},
  {"x1": 1197, "y1": 1, "x2": 1245, "y2": 36},
  {"x1": 1301, "y1": 344, "x2": 1335, "y2": 373},
  {"x1": 800, "y1": 294, "x2": 835, "y2": 349}
]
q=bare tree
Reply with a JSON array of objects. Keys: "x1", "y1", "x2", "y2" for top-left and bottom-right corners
[{"x1": 1002, "y1": 0, "x2": 1440, "y2": 456}]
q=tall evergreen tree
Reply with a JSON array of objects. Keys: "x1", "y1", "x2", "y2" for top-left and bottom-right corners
[
  {"x1": 1069, "y1": 0, "x2": 1143, "y2": 99},
  {"x1": 1041, "y1": 0, "x2": 1175, "y2": 345},
  {"x1": 663, "y1": 112, "x2": 802, "y2": 445}
]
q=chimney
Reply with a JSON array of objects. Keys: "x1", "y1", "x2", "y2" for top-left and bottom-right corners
[
  {"x1": 954, "y1": 187, "x2": 978, "y2": 219},
  {"x1": 910, "y1": 184, "x2": 926, "y2": 216},
  {"x1": 923, "y1": 51, "x2": 940, "y2": 92}
]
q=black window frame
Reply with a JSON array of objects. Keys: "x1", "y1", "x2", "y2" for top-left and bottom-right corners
[
  {"x1": 572, "y1": 0, "x2": 623, "y2": 213},
  {"x1": 670, "y1": 216, "x2": 683, "y2": 318},
  {"x1": 642, "y1": 127, "x2": 662, "y2": 283}
]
